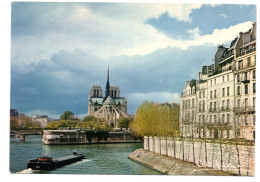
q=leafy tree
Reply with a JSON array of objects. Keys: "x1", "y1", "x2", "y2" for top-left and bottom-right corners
[
  {"x1": 60, "y1": 111, "x2": 74, "y2": 120},
  {"x1": 132, "y1": 101, "x2": 179, "y2": 137},
  {"x1": 10, "y1": 116, "x2": 20, "y2": 130},
  {"x1": 118, "y1": 117, "x2": 130, "y2": 130},
  {"x1": 86, "y1": 131, "x2": 95, "y2": 143},
  {"x1": 46, "y1": 121, "x2": 59, "y2": 129},
  {"x1": 83, "y1": 115, "x2": 97, "y2": 122}
]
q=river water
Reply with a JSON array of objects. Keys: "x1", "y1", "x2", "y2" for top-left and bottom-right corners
[{"x1": 10, "y1": 135, "x2": 160, "y2": 175}]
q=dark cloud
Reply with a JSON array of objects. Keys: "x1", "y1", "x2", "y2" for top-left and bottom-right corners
[{"x1": 11, "y1": 44, "x2": 217, "y2": 118}]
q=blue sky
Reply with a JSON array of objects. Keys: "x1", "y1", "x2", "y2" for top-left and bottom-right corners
[{"x1": 10, "y1": 3, "x2": 256, "y2": 119}]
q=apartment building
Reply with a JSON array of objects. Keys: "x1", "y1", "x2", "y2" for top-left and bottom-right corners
[
  {"x1": 233, "y1": 23, "x2": 256, "y2": 140},
  {"x1": 180, "y1": 22, "x2": 256, "y2": 141}
]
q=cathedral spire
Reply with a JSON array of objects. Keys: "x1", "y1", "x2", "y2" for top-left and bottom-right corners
[{"x1": 105, "y1": 65, "x2": 110, "y2": 98}]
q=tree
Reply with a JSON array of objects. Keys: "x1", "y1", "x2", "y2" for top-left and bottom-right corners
[
  {"x1": 132, "y1": 101, "x2": 180, "y2": 152},
  {"x1": 10, "y1": 116, "x2": 19, "y2": 130},
  {"x1": 60, "y1": 111, "x2": 74, "y2": 120},
  {"x1": 118, "y1": 117, "x2": 130, "y2": 130},
  {"x1": 83, "y1": 115, "x2": 97, "y2": 122}
]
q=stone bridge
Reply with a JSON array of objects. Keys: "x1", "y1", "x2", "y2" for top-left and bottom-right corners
[{"x1": 11, "y1": 130, "x2": 42, "y2": 141}]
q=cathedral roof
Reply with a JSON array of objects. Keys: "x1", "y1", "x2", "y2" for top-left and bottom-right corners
[
  {"x1": 103, "y1": 95, "x2": 116, "y2": 105},
  {"x1": 90, "y1": 98, "x2": 103, "y2": 104}
]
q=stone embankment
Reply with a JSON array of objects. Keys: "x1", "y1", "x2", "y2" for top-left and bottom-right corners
[{"x1": 129, "y1": 149, "x2": 232, "y2": 176}]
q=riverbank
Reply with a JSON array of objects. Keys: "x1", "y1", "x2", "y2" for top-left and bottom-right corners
[
  {"x1": 42, "y1": 130, "x2": 142, "y2": 144},
  {"x1": 129, "y1": 149, "x2": 232, "y2": 176}
]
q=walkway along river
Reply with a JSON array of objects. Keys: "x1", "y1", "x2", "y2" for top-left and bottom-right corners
[{"x1": 10, "y1": 135, "x2": 161, "y2": 174}]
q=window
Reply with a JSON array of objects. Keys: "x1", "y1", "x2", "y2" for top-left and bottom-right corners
[
  {"x1": 245, "y1": 98, "x2": 248, "y2": 107},
  {"x1": 245, "y1": 84, "x2": 248, "y2": 94},
  {"x1": 237, "y1": 129, "x2": 240, "y2": 136},
  {"x1": 214, "y1": 90, "x2": 217, "y2": 98},
  {"x1": 227, "y1": 87, "x2": 230, "y2": 96},
  {"x1": 223, "y1": 76, "x2": 225, "y2": 83},
  {"x1": 247, "y1": 57, "x2": 251, "y2": 67},
  {"x1": 237, "y1": 99, "x2": 240, "y2": 107},
  {"x1": 199, "y1": 91, "x2": 201, "y2": 98},
  {"x1": 253, "y1": 83, "x2": 256, "y2": 93},
  {"x1": 253, "y1": 115, "x2": 255, "y2": 125},
  {"x1": 192, "y1": 111, "x2": 194, "y2": 120},
  {"x1": 211, "y1": 80, "x2": 212, "y2": 85},
  {"x1": 237, "y1": 74, "x2": 240, "y2": 82},
  {"x1": 203, "y1": 101, "x2": 205, "y2": 111},
  {"x1": 222, "y1": 100, "x2": 225, "y2": 107},
  {"x1": 222, "y1": 114, "x2": 225, "y2": 123},
  {"x1": 214, "y1": 115, "x2": 217, "y2": 124},
  {"x1": 227, "y1": 114, "x2": 230, "y2": 124},
  {"x1": 253, "y1": 70, "x2": 256, "y2": 79},
  {"x1": 199, "y1": 101, "x2": 201, "y2": 112},
  {"x1": 238, "y1": 60, "x2": 243, "y2": 69},
  {"x1": 227, "y1": 99, "x2": 230, "y2": 109},
  {"x1": 222, "y1": 88, "x2": 225, "y2": 97},
  {"x1": 238, "y1": 116, "x2": 241, "y2": 126},
  {"x1": 203, "y1": 91, "x2": 205, "y2": 98},
  {"x1": 214, "y1": 79, "x2": 216, "y2": 85},
  {"x1": 237, "y1": 86, "x2": 240, "y2": 95},
  {"x1": 210, "y1": 102, "x2": 213, "y2": 111},
  {"x1": 245, "y1": 116, "x2": 248, "y2": 126},
  {"x1": 210, "y1": 91, "x2": 212, "y2": 99},
  {"x1": 227, "y1": 130, "x2": 230, "y2": 138},
  {"x1": 192, "y1": 98, "x2": 195, "y2": 107},
  {"x1": 244, "y1": 72, "x2": 248, "y2": 81},
  {"x1": 227, "y1": 75, "x2": 229, "y2": 81},
  {"x1": 253, "y1": 97, "x2": 256, "y2": 107},
  {"x1": 214, "y1": 101, "x2": 216, "y2": 111},
  {"x1": 210, "y1": 115, "x2": 212, "y2": 124}
]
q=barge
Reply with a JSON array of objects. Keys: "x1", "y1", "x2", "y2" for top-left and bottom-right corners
[{"x1": 27, "y1": 152, "x2": 84, "y2": 170}]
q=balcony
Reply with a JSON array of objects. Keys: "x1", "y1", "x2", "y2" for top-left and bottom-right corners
[
  {"x1": 208, "y1": 66, "x2": 232, "y2": 77},
  {"x1": 182, "y1": 118, "x2": 192, "y2": 125},
  {"x1": 220, "y1": 106, "x2": 231, "y2": 112},
  {"x1": 234, "y1": 106, "x2": 255, "y2": 113},
  {"x1": 241, "y1": 78, "x2": 250, "y2": 83},
  {"x1": 237, "y1": 47, "x2": 256, "y2": 58}
]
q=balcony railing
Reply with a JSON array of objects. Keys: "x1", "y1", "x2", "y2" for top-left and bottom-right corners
[
  {"x1": 237, "y1": 47, "x2": 256, "y2": 57},
  {"x1": 234, "y1": 106, "x2": 255, "y2": 113},
  {"x1": 242, "y1": 78, "x2": 250, "y2": 83},
  {"x1": 208, "y1": 66, "x2": 232, "y2": 77}
]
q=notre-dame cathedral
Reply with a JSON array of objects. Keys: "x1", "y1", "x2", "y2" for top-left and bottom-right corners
[{"x1": 88, "y1": 67, "x2": 128, "y2": 128}]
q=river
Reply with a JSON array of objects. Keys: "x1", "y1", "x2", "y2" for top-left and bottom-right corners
[{"x1": 10, "y1": 135, "x2": 161, "y2": 175}]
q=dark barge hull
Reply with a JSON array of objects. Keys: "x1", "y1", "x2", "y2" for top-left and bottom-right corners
[{"x1": 27, "y1": 154, "x2": 84, "y2": 170}]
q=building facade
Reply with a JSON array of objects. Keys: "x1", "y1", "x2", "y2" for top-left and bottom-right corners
[
  {"x1": 32, "y1": 114, "x2": 49, "y2": 128},
  {"x1": 180, "y1": 22, "x2": 256, "y2": 141},
  {"x1": 88, "y1": 67, "x2": 128, "y2": 128}
]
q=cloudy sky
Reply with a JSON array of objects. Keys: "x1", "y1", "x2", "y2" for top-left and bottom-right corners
[{"x1": 10, "y1": 2, "x2": 256, "y2": 119}]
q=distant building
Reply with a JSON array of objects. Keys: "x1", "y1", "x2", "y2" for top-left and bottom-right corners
[
  {"x1": 32, "y1": 114, "x2": 49, "y2": 128},
  {"x1": 88, "y1": 67, "x2": 128, "y2": 128},
  {"x1": 180, "y1": 22, "x2": 256, "y2": 141},
  {"x1": 10, "y1": 109, "x2": 19, "y2": 117}
]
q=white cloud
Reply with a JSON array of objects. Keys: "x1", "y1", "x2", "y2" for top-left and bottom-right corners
[
  {"x1": 12, "y1": 3, "x2": 254, "y2": 65},
  {"x1": 219, "y1": 13, "x2": 228, "y2": 18},
  {"x1": 188, "y1": 27, "x2": 201, "y2": 39},
  {"x1": 128, "y1": 92, "x2": 180, "y2": 104}
]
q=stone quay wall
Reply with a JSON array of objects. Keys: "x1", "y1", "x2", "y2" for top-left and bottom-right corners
[
  {"x1": 42, "y1": 130, "x2": 142, "y2": 144},
  {"x1": 129, "y1": 148, "x2": 231, "y2": 175},
  {"x1": 143, "y1": 136, "x2": 255, "y2": 176}
]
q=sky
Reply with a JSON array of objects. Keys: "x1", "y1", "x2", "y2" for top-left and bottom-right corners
[{"x1": 10, "y1": 2, "x2": 256, "y2": 119}]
